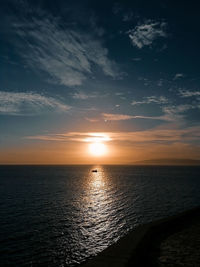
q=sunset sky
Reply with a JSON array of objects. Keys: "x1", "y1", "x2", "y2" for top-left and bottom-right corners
[{"x1": 1, "y1": 0, "x2": 200, "y2": 164}]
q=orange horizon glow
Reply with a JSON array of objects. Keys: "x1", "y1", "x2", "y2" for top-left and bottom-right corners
[{"x1": 1, "y1": 130, "x2": 200, "y2": 165}]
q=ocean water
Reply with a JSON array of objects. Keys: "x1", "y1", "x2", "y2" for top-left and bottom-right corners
[{"x1": 0, "y1": 165, "x2": 200, "y2": 266}]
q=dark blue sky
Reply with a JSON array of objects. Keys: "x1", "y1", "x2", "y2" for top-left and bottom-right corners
[{"x1": 1, "y1": 0, "x2": 200, "y2": 163}]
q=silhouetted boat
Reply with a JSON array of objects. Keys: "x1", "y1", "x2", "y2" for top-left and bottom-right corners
[{"x1": 92, "y1": 169, "x2": 98, "y2": 172}]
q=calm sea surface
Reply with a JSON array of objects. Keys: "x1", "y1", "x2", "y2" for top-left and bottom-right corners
[{"x1": 0, "y1": 165, "x2": 200, "y2": 266}]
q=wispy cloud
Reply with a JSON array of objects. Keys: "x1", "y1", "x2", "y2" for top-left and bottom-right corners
[
  {"x1": 109, "y1": 127, "x2": 200, "y2": 143},
  {"x1": 131, "y1": 93, "x2": 200, "y2": 121},
  {"x1": 161, "y1": 105, "x2": 193, "y2": 121},
  {"x1": 102, "y1": 113, "x2": 136, "y2": 121},
  {"x1": 132, "y1": 96, "x2": 168, "y2": 105},
  {"x1": 0, "y1": 91, "x2": 70, "y2": 115},
  {"x1": 26, "y1": 126, "x2": 200, "y2": 144},
  {"x1": 174, "y1": 73, "x2": 184, "y2": 80},
  {"x1": 13, "y1": 15, "x2": 119, "y2": 87},
  {"x1": 179, "y1": 89, "x2": 200, "y2": 97},
  {"x1": 71, "y1": 91, "x2": 98, "y2": 100},
  {"x1": 27, "y1": 132, "x2": 111, "y2": 143},
  {"x1": 85, "y1": 117, "x2": 99, "y2": 122},
  {"x1": 102, "y1": 101, "x2": 197, "y2": 122},
  {"x1": 127, "y1": 20, "x2": 167, "y2": 49},
  {"x1": 102, "y1": 113, "x2": 163, "y2": 121}
]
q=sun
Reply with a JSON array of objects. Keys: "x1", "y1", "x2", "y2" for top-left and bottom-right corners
[{"x1": 89, "y1": 142, "x2": 107, "y2": 156}]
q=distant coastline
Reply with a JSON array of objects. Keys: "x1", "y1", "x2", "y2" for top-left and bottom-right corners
[{"x1": 132, "y1": 158, "x2": 200, "y2": 166}]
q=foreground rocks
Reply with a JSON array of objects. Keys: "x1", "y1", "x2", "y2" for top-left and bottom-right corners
[
  {"x1": 82, "y1": 206, "x2": 200, "y2": 267},
  {"x1": 158, "y1": 216, "x2": 200, "y2": 267}
]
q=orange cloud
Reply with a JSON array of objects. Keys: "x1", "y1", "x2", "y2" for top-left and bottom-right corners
[{"x1": 26, "y1": 126, "x2": 200, "y2": 144}]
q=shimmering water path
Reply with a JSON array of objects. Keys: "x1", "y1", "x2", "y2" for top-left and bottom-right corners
[{"x1": 0, "y1": 165, "x2": 200, "y2": 266}]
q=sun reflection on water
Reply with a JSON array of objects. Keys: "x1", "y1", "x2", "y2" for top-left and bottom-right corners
[
  {"x1": 76, "y1": 166, "x2": 127, "y2": 257},
  {"x1": 90, "y1": 168, "x2": 105, "y2": 189},
  {"x1": 87, "y1": 166, "x2": 108, "y2": 208},
  {"x1": 82, "y1": 167, "x2": 113, "y2": 235}
]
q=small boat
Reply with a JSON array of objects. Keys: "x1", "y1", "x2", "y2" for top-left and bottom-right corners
[{"x1": 92, "y1": 169, "x2": 98, "y2": 172}]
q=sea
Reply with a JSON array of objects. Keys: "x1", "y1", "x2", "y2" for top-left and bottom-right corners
[{"x1": 1, "y1": 165, "x2": 200, "y2": 266}]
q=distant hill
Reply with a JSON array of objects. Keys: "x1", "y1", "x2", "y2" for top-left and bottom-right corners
[{"x1": 133, "y1": 159, "x2": 200, "y2": 166}]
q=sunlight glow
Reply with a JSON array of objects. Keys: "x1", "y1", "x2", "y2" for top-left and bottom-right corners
[
  {"x1": 84, "y1": 133, "x2": 111, "y2": 143},
  {"x1": 89, "y1": 142, "x2": 107, "y2": 156}
]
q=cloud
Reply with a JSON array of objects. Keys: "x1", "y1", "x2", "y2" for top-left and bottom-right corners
[
  {"x1": 109, "y1": 127, "x2": 200, "y2": 143},
  {"x1": 102, "y1": 113, "x2": 163, "y2": 121},
  {"x1": 0, "y1": 91, "x2": 70, "y2": 115},
  {"x1": 174, "y1": 73, "x2": 184, "y2": 80},
  {"x1": 102, "y1": 101, "x2": 197, "y2": 122},
  {"x1": 179, "y1": 89, "x2": 200, "y2": 97},
  {"x1": 27, "y1": 132, "x2": 111, "y2": 143},
  {"x1": 26, "y1": 126, "x2": 200, "y2": 144},
  {"x1": 102, "y1": 113, "x2": 135, "y2": 121},
  {"x1": 13, "y1": 15, "x2": 119, "y2": 87},
  {"x1": 127, "y1": 20, "x2": 167, "y2": 49},
  {"x1": 85, "y1": 117, "x2": 99, "y2": 122},
  {"x1": 131, "y1": 94, "x2": 200, "y2": 121},
  {"x1": 132, "y1": 96, "x2": 168, "y2": 106},
  {"x1": 160, "y1": 102, "x2": 200, "y2": 121},
  {"x1": 71, "y1": 91, "x2": 98, "y2": 100}
]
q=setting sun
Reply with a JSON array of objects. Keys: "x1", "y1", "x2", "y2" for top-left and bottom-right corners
[{"x1": 89, "y1": 142, "x2": 107, "y2": 156}]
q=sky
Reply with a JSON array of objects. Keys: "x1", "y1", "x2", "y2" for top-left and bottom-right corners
[{"x1": 0, "y1": 0, "x2": 200, "y2": 164}]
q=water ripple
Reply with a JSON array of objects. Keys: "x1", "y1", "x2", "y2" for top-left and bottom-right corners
[{"x1": 0, "y1": 165, "x2": 200, "y2": 266}]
